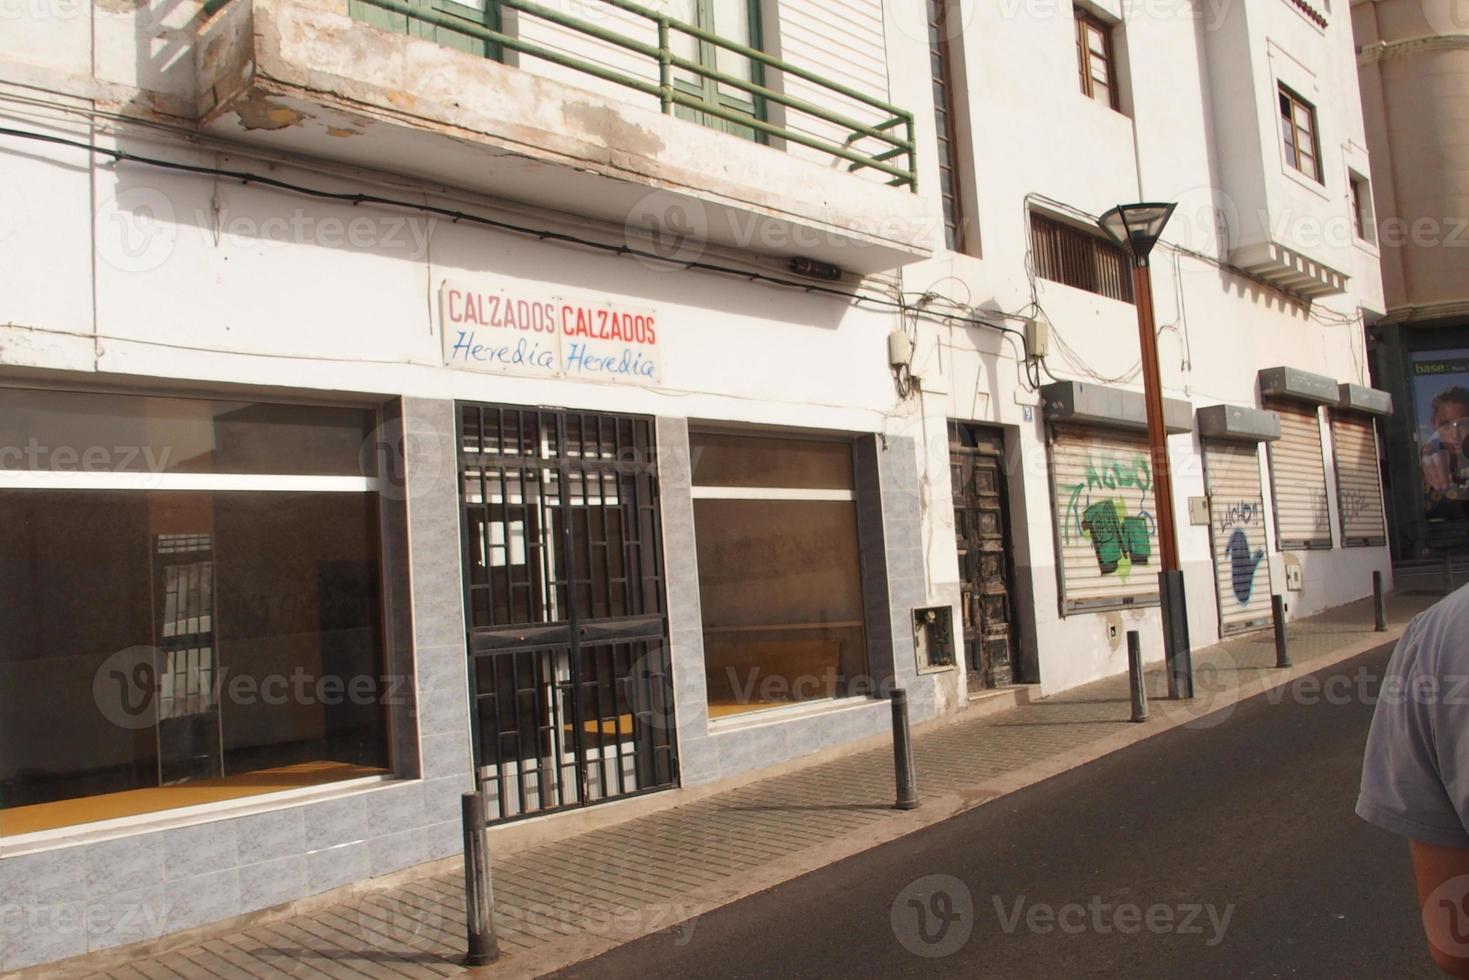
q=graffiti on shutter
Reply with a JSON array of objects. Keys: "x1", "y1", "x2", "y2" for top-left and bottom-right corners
[
  {"x1": 1332, "y1": 414, "x2": 1387, "y2": 546},
  {"x1": 1204, "y1": 440, "x2": 1274, "y2": 636},
  {"x1": 1050, "y1": 427, "x2": 1160, "y2": 612},
  {"x1": 1265, "y1": 400, "x2": 1332, "y2": 549}
]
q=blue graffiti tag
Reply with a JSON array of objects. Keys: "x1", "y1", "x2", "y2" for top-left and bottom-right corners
[{"x1": 1225, "y1": 528, "x2": 1266, "y2": 605}]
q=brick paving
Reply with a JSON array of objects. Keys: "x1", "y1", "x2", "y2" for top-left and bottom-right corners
[{"x1": 58, "y1": 592, "x2": 1436, "y2": 980}]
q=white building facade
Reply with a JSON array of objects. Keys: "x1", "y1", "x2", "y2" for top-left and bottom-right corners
[{"x1": 0, "y1": 0, "x2": 1390, "y2": 968}]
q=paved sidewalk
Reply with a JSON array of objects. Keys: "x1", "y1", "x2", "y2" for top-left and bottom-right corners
[{"x1": 40, "y1": 593, "x2": 1437, "y2": 980}]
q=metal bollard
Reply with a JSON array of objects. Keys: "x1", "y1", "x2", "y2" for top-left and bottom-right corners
[
  {"x1": 461, "y1": 791, "x2": 500, "y2": 967},
  {"x1": 1374, "y1": 571, "x2": 1388, "y2": 633},
  {"x1": 1273, "y1": 594, "x2": 1291, "y2": 668},
  {"x1": 890, "y1": 688, "x2": 919, "y2": 811},
  {"x1": 1126, "y1": 630, "x2": 1149, "y2": 723},
  {"x1": 1160, "y1": 569, "x2": 1194, "y2": 700}
]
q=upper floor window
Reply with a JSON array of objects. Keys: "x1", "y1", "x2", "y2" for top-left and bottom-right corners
[
  {"x1": 1350, "y1": 171, "x2": 1375, "y2": 244},
  {"x1": 1031, "y1": 212, "x2": 1134, "y2": 303},
  {"x1": 929, "y1": 0, "x2": 977, "y2": 255},
  {"x1": 1075, "y1": 9, "x2": 1119, "y2": 111},
  {"x1": 669, "y1": 0, "x2": 766, "y2": 141},
  {"x1": 1280, "y1": 86, "x2": 1322, "y2": 183}
]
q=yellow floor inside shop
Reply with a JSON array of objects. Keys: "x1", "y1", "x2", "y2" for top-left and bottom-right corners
[
  {"x1": 568, "y1": 697, "x2": 823, "y2": 739},
  {"x1": 1, "y1": 761, "x2": 388, "y2": 836}
]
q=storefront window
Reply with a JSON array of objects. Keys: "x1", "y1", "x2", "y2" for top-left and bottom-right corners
[
  {"x1": 690, "y1": 432, "x2": 869, "y2": 718},
  {"x1": 0, "y1": 389, "x2": 389, "y2": 836}
]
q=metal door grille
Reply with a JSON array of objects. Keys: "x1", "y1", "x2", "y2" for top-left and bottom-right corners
[{"x1": 458, "y1": 404, "x2": 676, "y2": 823}]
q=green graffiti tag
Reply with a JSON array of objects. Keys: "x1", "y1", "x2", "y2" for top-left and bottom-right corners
[
  {"x1": 1061, "y1": 453, "x2": 1156, "y2": 581},
  {"x1": 1085, "y1": 455, "x2": 1153, "y2": 493},
  {"x1": 1081, "y1": 500, "x2": 1153, "y2": 580}
]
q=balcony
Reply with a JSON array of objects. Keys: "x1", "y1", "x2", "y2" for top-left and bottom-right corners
[{"x1": 196, "y1": 0, "x2": 931, "y2": 273}]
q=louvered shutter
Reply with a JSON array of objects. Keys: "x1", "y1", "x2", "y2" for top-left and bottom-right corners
[
  {"x1": 1332, "y1": 414, "x2": 1387, "y2": 546},
  {"x1": 1205, "y1": 440, "x2": 1274, "y2": 635},
  {"x1": 1050, "y1": 427, "x2": 1161, "y2": 612},
  {"x1": 1265, "y1": 401, "x2": 1332, "y2": 549}
]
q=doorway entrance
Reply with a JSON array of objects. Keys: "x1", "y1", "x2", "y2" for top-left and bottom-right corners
[
  {"x1": 949, "y1": 422, "x2": 1020, "y2": 691},
  {"x1": 458, "y1": 404, "x2": 677, "y2": 823}
]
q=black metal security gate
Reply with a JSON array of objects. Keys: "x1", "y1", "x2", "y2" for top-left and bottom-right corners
[
  {"x1": 458, "y1": 404, "x2": 677, "y2": 823},
  {"x1": 949, "y1": 423, "x2": 1019, "y2": 690}
]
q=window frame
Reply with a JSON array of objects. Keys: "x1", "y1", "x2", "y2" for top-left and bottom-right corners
[
  {"x1": 0, "y1": 384, "x2": 398, "y2": 838},
  {"x1": 929, "y1": 0, "x2": 977, "y2": 256},
  {"x1": 1075, "y1": 8, "x2": 1120, "y2": 112},
  {"x1": 1030, "y1": 211, "x2": 1135, "y2": 304},
  {"x1": 671, "y1": 0, "x2": 769, "y2": 143},
  {"x1": 1279, "y1": 85, "x2": 1323, "y2": 184},
  {"x1": 687, "y1": 428, "x2": 873, "y2": 720},
  {"x1": 1349, "y1": 170, "x2": 1376, "y2": 244}
]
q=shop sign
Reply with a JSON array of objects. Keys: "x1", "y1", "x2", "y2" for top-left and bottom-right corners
[
  {"x1": 440, "y1": 280, "x2": 661, "y2": 383},
  {"x1": 1412, "y1": 350, "x2": 1469, "y2": 516}
]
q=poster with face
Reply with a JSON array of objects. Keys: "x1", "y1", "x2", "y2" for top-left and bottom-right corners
[{"x1": 1412, "y1": 349, "x2": 1469, "y2": 519}]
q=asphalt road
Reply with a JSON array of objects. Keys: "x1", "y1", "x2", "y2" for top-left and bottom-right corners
[{"x1": 551, "y1": 643, "x2": 1438, "y2": 979}]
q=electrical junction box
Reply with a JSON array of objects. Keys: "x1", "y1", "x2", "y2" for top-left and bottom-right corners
[
  {"x1": 888, "y1": 329, "x2": 914, "y2": 368},
  {"x1": 1188, "y1": 496, "x2": 1211, "y2": 526},
  {"x1": 1285, "y1": 562, "x2": 1304, "y2": 592},
  {"x1": 913, "y1": 606, "x2": 955, "y2": 669},
  {"x1": 1025, "y1": 315, "x2": 1051, "y2": 359}
]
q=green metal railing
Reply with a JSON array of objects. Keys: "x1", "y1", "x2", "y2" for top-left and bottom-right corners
[{"x1": 207, "y1": 0, "x2": 917, "y2": 190}]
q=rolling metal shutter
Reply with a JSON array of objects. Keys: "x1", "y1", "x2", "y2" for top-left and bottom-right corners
[
  {"x1": 1265, "y1": 400, "x2": 1332, "y2": 550},
  {"x1": 1204, "y1": 440, "x2": 1274, "y2": 636},
  {"x1": 1332, "y1": 413, "x2": 1387, "y2": 547},
  {"x1": 1049, "y1": 426, "x2": 1160, "y2": 612}
]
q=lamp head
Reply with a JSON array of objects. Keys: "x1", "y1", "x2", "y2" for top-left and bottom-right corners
[{"x1": 1097, "y1": 203, "x2": 1176, "y2": 266}]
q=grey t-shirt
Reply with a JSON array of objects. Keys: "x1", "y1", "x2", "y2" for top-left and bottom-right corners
[{"x1": 1358, "y1": 586, "x2": 1469, "y2": 849}]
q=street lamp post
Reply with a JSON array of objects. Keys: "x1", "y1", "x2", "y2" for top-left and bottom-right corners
[{"x1": 1098, "y1": 203, "x2": 1194, "y2": 700}]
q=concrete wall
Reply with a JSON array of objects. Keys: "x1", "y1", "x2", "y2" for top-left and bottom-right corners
[{"x1": 1353, "y1": 0, "x2": 1469, "y2": 317}]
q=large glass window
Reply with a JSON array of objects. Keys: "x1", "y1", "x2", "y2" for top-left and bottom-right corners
[
  {"x1": 0, "y1": 389, "x2": 389, "y2": 836},
  {"x1": 690, "y1": 432, "x2": 868, "y2": 718}
]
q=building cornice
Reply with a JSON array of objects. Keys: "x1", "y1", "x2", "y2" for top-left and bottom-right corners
[
  {"x1": 1358, "y1": 33, "x2": 1469, "y2": 65},
  {"x1": 1377, "y1": 300, "x2": 1469, "y2": 326}
]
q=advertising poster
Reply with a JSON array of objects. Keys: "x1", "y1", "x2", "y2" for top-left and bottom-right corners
[{"x1": 1412, "y1": 349, "x2": 1469, "y2": 521}]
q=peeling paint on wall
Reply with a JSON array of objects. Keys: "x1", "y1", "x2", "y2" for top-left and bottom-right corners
[
  {"x1": 563, "y1": 101, "x2": 665, "y2": 158},
  {"x1": 232, "y1": 93, "x2": 307, "y2": 131}
]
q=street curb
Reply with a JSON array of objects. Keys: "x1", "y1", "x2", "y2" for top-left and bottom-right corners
[{"x1": 479, "y1": 624, "x2": 1407, "y2": 979}]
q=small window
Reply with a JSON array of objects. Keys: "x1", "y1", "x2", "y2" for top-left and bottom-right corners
[
  {"x1": 1030, "y1": 212, "x2": 1134, "y2": 303},
  {"x1": 1280, "y1": 85, "x2": 1323, "y2": 183},
  {"x1": 1350, "y1": 171, "x2": 1375, "y2": 243},
  {"x1": 1075, "y1": 9, "x2": 1119, "y2": 111},
  {"x1": 930, "y1": 0, "x2": 977, "y2": 255}
]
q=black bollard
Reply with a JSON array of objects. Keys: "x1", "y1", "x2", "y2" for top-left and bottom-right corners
[
  {"x1": 891, "y1": 689, "x2": 919, "y2": 810},
  {"x1": 1374, "y1": 571, "x2": 1388, "y2": 632},
  {"x1": 1160, "y1": 570, "x2": 1194, "y2": 700},
  {"x1": 1127, "y1": 630, "x2": 1149, "y2": 723},
  {"x1": 1273, "y1": 594, "x2": 1291, "y2": 668},
  {"x1": 461, "y1": 791, "x2": 500, "y2": 966}
]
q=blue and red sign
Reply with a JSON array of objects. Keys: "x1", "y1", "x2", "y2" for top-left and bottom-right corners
[{"x1": 440, "y1": 280, "x2": 661, "y2": 383}]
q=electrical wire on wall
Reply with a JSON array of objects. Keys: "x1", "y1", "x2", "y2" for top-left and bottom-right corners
[{"x1": 0, "y1": 119, "x2": 1058, "y2": 430}]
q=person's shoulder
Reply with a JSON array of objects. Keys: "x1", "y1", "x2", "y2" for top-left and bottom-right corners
[
  {"x1": 1400, "y1": 586, "x2": 1469, "y2": 671},
  {"x1": 1415, "y1": 585, "x2": 1469, "y2": 629}
]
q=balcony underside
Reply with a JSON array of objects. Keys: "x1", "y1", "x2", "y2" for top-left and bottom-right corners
[
  {"x1": 1230, "y1": 241, "x2": 1349, "y2": 301},
  {"x1": 196, "y1": 0, "x2": 932, "y2": 275}
]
